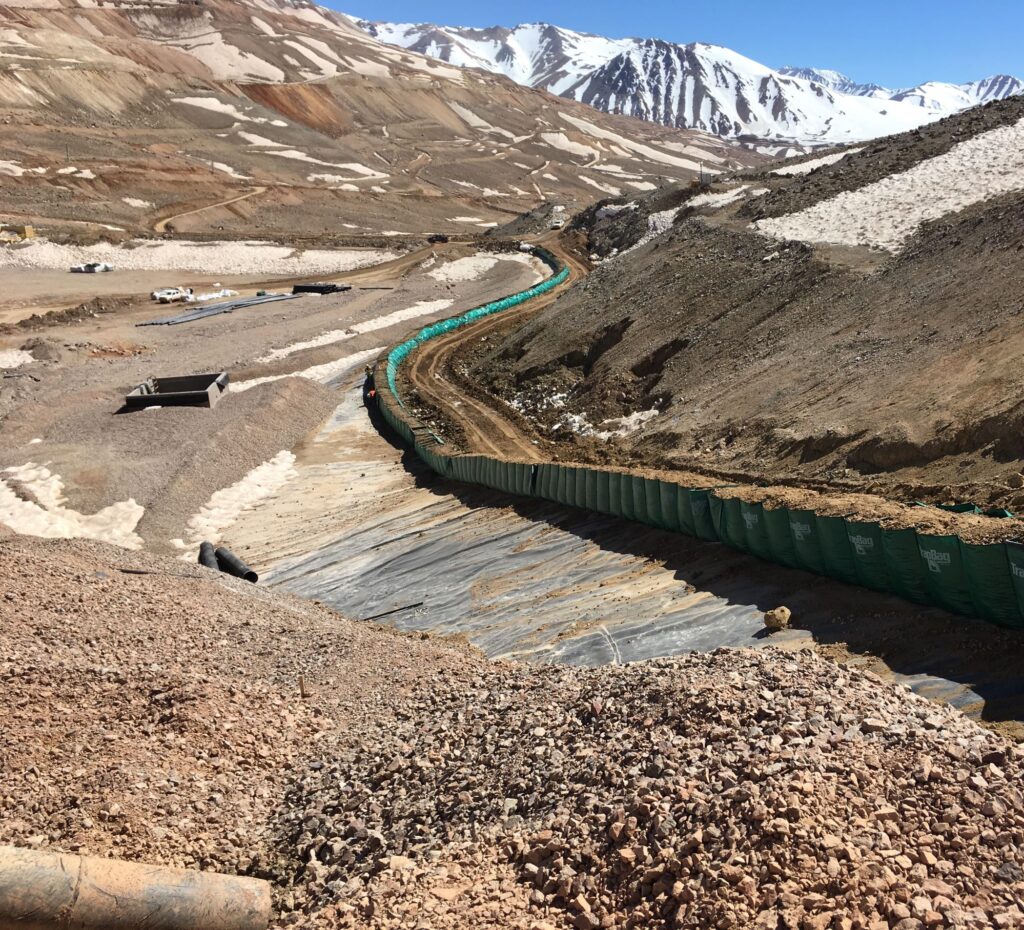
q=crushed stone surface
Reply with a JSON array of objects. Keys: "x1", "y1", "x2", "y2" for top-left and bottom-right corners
[{"x1": 4, "y1": 536, "x2": 1021, "y2": 930}]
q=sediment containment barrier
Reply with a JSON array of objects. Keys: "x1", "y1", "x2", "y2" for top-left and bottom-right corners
[{"x1": 372, "y1": 247, "x2": 1024, "y2": 631}]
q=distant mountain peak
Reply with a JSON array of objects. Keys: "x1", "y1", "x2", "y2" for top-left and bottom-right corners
[{"x1": 356, "y1": 18, "x2": 1023, "y2": 147}]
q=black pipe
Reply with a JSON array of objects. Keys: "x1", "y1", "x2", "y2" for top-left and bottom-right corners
[
  {"x1": 214, "y1": 547, "x2": 258, "y2": 583},
  {"x1": 198, "y1": 541, "x2": 219, "y2": 570}
]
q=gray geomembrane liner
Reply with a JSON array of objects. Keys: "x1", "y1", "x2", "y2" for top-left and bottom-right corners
[{"x1": 225, "y1": 388, "x2": 1024, "y2": 723}]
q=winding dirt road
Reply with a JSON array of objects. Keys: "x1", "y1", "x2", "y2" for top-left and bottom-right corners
[
  {"x1": 153, "y1": 187, "x2": 268, "y2": 234},
  {"x1": 403, "y1": 235, "x2": 589, "y2": 461}
]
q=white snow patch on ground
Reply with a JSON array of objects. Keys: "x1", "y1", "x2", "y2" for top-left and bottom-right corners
[
  {"x1": 689, "y1": 186, "x2": 750, "y2": 209},
  {"x1": 167, "y1": 32, "x2": 285, "y2": 82},
  {"x1": 122, "y1": 197, "x2": 152, "y2": 208},
  {"x1": 626, "y1": 181, "x2": 658, "y2": 191},
  {"x1": 204, "y1": 161, "x2": 250, "y2": 180},
  {"x1": 0, "y1": 239, "x2": 396, "y2": 276},
  {"x1": 171, "y1": 450, "x2": 296, "y2": 556},
  {"x1": 540, "y1": 132, "x2": 599, "y2": 161},
  {"x1": 756, "y1": 117, "x2": 1024, "y2": 252},
  {"x1": 594, "y1": 409, "x2": 660, "y2": 440},
  {"x1": 238, "y1": 131, "x2": 284, "y2": 147},
  {"x1": 771, "y1": 148, "x2": 864, "y2": 177},
  {"x1": 0, "y1": 463, "x2": 144, "y2": 549},
  {"x1": 0, "y1": 159, "x2": 26, "y2": 176},
  {"x1": 559, "y1": 113, "x2": 716, "y2": 173},
  {"x1": 0, "y1": 348, "x2": 34, "y2": 368},
  {"x1": 307, "y1": 175, "x2": 358, "y2": 190},
  {"x1": 268, "y1": 150, "x2": 387, "y2": 178},
  {"x1": 173, "y1": 96, "x2": 279, "y2": 124},
  {"x1": 580, "y1": 175, "x2": 622, "y2": 196},
  {"x1": 427, "y1": 254, "x2": 499, "y2": 283},
  {"x1": 451, "y1": 216, "x2": 484, "y2": 223},
  {"x1": 257, "y1": 300, "x2": 454, "y2": 363},
  {"x1": 231, "y1": 346, "x2": 385, "y2": 393}
]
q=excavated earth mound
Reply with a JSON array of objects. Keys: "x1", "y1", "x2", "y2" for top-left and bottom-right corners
[
  {"x1": 4, "y1": 535, "x2": 1024, "y2": 930},
  {"x1": 465, "y1": 98, "x2": 1024, "y2": 512}
]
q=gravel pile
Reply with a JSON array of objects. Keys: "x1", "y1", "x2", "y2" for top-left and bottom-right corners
[
  {"x1": 280, "y1": 651, "x2": 1024, "y2": 930},
  {"x1": 3, "y1": 536, "x2": 1024, "y2": 930}
]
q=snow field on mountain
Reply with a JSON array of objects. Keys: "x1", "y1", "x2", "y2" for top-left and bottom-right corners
[
  {"x1": 0, "y1": 239, "x2": 396, "y2": 275},
  {"x1": 756, "y1": 116, "x2": 1024, "y2": 252},
  {"x1": 771, "y1": 148, "x2": 863, "y2": 176}
]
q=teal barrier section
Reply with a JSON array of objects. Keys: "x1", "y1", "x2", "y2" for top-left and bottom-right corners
[
  {"x1": 961, "y1": 541, "x2": 1021, "y2": 627},
  {"x1": 789, "y1": 509, "x2": 825, "y2": 575},
  {"x1": 372, "y1": 244, "x2": 1024, "y2": 632},
  {"x1": 844, "y1": 520, "x2": 891, "y2": 593},
  {"x1": 882, "y1": 528, "x2": 930, "y2": 605},
  {"x1": 690, "y1": 490, "x2": 718, "y2": 542},
  {"x1": 659, "y1": 481, "x2": 681, "y2": 533},
  {"x1": 816, "y1": 515, "x2": 859, "y2": 586},
  {"x1": 740, "y1": 501, "x2": 773, "y2": 562},
  {"x1": 763, "y1": 506, "x2": 799, "y2": 569},
  {"x1": 917, "y1": 535, "x2": 974, "y2": 617}
]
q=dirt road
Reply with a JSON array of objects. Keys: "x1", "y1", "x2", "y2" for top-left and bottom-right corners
[
  {"x1": 403, "y1": 236, "x2": 589, "y2": 461},
  {"x1": 153, "y1": 187, "x2": 268, "y2": 234}
]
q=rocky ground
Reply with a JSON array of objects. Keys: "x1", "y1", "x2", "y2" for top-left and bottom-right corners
[
  {"x1": 3, "y1": 534, "x2": 1024, "y2": 930},
  {"x1": 460, "y1": 122, "x2": 1024, "y2": 514}
]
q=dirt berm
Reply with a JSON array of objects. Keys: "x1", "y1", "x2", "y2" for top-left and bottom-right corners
[{"x1": 465, "y1": 97, "x2": 1024, "y2": 513}]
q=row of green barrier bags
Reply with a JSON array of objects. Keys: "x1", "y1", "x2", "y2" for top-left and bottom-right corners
[
  {"x1": 375, "y1": 250, "x2": 1024, "y2": 631},
  {"x1": 386, "y1": 247, "x2": 568, "y2": 399}
]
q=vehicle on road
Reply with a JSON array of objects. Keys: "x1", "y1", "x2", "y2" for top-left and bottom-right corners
[
  {"x1": 70, "y1": 262, "x2": 113, "y2": 273},
  {"x1": 151, "y1": 286, "x2": 194, "y2": 303},
  {"x1": 427, "y1": 234, "x2": 449, "y2": 244},
  {"x1": 550, "y1": 218, "x2": 565, "y2": 229}
]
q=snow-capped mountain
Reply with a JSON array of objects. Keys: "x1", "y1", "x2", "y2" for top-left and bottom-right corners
[{"x1": 358, "y1": 19, "x2": 1023, "y2": 147}]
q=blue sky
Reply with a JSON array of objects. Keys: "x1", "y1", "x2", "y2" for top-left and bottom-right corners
[{"x1": 336, "y1": 1, "x2": 1023, "y2": 88}]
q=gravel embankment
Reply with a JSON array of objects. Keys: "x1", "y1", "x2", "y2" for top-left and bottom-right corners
[{"x1": 3, "y1": 535, "x2": 1023, "y2": 930}]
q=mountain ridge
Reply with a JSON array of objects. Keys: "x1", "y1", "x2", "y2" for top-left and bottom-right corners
[{"x1": 358, "y1": 18, "x2": 1023, "y2": 148}]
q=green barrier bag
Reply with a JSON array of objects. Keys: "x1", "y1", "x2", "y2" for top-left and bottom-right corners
[
  {"x1": 618, "y1": 474, "x2": 637, "y2": 523},
  {"x1": 1004, "y1": 542, "x2": 1024, "y2": 627},
  {"x1": 844, "y1": 520, "x2": 891, "y2": 593},
  {"x1": 961, "y1": 541, "x2": 1021, "y2": 627},
  {"x1": 881, "y1": 528, "x2": 930, "y2": 606},
  {"x1": 510, "y1": 462, "x2": 531, "y2": 496},
  {"x1": 554, "y1": 466, "x2": 570, "y2": 506},
  {"x1": 723, "y1": 497, "x2": 750, "y2": 553},
  {"x1": 573, "y1": 468, "x2": 590, "y2": 510},
  {"x1": 536, "y1": 463, "x2": 556, "y2": 501},
  {"x1": 762, "y1": 506, "x2": 800, "y2": 569},
  {"x1": 708, "y1": 494, "x2": 728, "y2": 545},
  {"x1": 643, "y1": 478, "x2": 665, "y2": 529},
  {"x1": 937, "y1": 502, "x2": 982, "y2": 515},
  {"x1": 690, "y1": 489, "x2": 718, "y2": 542},
  {"x1": 816, "y1": 515, "x2": 859, "y2": 586},
  {"x1": 739, "y1": 501, "x2": 772, "y2": 562},
  {"x1": 788, "y1": 509, "x2": 825, "y2": 575},
  {"x1": 659, "y1": 481, "x2": 682, "y2": 533},
  {"x1": 582, "y1": 468, "x2": 599, "y2": 512},
  {"x1": 676, "y1": 486, "x2": 696, "y2": 536},
  {"x1": 917, "y1": 535, "x2": 974, "y2": 616},
  {"x1": 631, "y1": 475, "x2": 649, "y2": 525},
  {"x1": 607, "y1": 471, "x2": 624, "y2": 518},
  {"x1": 593, "y1": 469, "x2": 612, "y2": 514}
]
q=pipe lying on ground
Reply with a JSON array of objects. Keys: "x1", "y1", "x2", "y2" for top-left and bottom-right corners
[
  {"x1": 198, "y1": 541, "x2": 219, "y2": 570},
  {"x1": 0, "y1": 845, "x2": 271, "y2": 930},
  {"x1": 214, "y1": 547, "x2": 258, "y2": 583}
]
